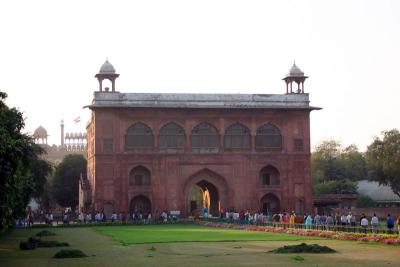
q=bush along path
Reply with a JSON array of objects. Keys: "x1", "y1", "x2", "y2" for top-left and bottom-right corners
[{"x1": 196, "y1": 221, "x2": 400, "y2": 245}]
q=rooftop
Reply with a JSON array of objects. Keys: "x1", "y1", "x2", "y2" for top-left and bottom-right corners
[{"x1": 87, "y1": 92, "x2": 320, "y2": 110}]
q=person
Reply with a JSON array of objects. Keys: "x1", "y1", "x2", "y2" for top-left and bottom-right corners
[
  {"x1": 63, "y1": 213, "x2": 69, "y2": 224},
  {"x1": 397, "y1": 215, "x2": 400, "y2": 235},
  {"x1": 49, "y1": 212, "x2": 54, "y2": 225},
  {"x1": 360, "y1": 215, "x2": 368, "y2": 234},
  {"x1": 326, "y1": 214, "x2": 334, "y2": 231},
  {"x1": 314, "y1": 213, "x2": 321, "y2": 230},
  {"x1": 203, "y1": 207, "x2": 209, "y2": 218},
  {"x1": 305, "y1": 214, "x2": 313, "y2": 230},
  {"x1": 289, "y1": 212, "x2": 295, "y2": 227},
  {"x1": 387, "y1": 214, "x2": 394, "y2": 234},
  {"x1": 340, "y1": 213, "x2": 347, "y2": 231},
  {"x1": 219, "y1": 207, "x2": 225, "y2": 219},
  {"x1": 111, "y1": 212, "x2": 117, "y2": 222},
  {"x1": 346, "y1": 212, "x2": 354, "y2": 232},
  {"x1": 371, "y1": 213, "x2": 379, "y2": 234}
]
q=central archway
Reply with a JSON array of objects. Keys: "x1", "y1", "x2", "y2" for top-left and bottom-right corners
[
  {"x1": 188, "y1": 180, "x2": 219, "y2": 215},
  {"x1": 184, "y1": 169, "x2": 228, "y2": 217},
  {"x1": 130, "y1": 195, "x2": 151, "y2": 216}
]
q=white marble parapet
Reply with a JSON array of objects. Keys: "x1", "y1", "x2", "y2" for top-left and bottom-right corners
[{"x1": 87, "y1": 92, "x2": 320, "y2": 110}]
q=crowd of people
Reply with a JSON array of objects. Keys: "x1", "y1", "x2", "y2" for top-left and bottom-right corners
[
  {"x1": 78, "y1": 210, "x2": 177, "y2": 224},
  {"x1": 216, "y1": 209, "x2": 400, "y2": 234},
  {"x1": 16, "y1": 207, "x2": 400, "y2": 235}
]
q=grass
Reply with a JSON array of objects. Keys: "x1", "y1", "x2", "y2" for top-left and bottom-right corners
[
  {"x1": 0, "y1": 225, "x2": 400, "y2": 266},
  {"x1": 93, "y1": 224, "x2": 320, "y2": 244}
]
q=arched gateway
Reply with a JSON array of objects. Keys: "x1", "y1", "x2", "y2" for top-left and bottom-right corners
[
  {"x1": 260, "y1": 193, "x2": 280, "y2": 213},
  {"x1": 130, "y1": 195, "x2": 151, "y2": 216},
  {"x1": 184, "y1": 169, "x2": 228, "y2": 216}
]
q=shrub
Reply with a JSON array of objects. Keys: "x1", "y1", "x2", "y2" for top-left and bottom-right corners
[
  {"x1": 19, "y1": 241, "x2": 35, "y2": 250},
  {"x1": 37, "y1": 240, "x2": 69, "y2": 247},
  {"x1": 53, "y1": 249, "x2": 87, "y2": 258},
  {"x1": 270, "y1": 243, "x2": 336, "y2": 253},
  {"x1": 36, "y1": 230, "x2": 56, "y2": 237},
  {"x1": 28, "y1": 237, "x2": 40, "y2": 248}
]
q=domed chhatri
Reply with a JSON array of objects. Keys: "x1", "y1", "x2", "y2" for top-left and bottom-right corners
[
  {"x1": 95, "y1": 59, "x2": 120, "y2": 93},
  {"x1": 288, "y1": 62, "x2": 305, "y2": 77},
  {"x1": 33, "y1": 126, "x2": 48, "y2": 138},
  {"x1": 282, "y1": 61, "x2": 308, "y2": 94},
  {"x1": 99, "y1": 60, "x2": 116, "y2": 74}
]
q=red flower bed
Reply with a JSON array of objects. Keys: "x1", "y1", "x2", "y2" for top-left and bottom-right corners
[{"x1": 196, "y1": 221, "x2": 400, "y2": 246}]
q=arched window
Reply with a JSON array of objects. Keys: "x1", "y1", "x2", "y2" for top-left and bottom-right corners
[
  {"x1": 260, "y1": 165, "x2": 280, "y2": 186},
  {"x1": 125, "y1": 122, "x2": 153, "y2": 150},
  {"x1": 191, "y1": 122, "x2": 219, "y2": 150},
  {"x1": 159, "y1": 122, "x2": 185, "y2": 149},
  {"x1": 256, "y1": 123, "x2": 282, "y2": 148},
  {"x1": 224, "y1": 123, "x2": 251, "y2": 149},
  {"x1": 129, "y1": 166, "x2": 151, "y2": 186}
]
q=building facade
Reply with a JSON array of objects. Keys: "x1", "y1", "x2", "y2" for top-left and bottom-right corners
[
  {"x1": 83, "y1": 61, "x2": 320, "y2": 218},
  {"x1": 33, "y1": 123, "x2": 86, "y2": 164}
]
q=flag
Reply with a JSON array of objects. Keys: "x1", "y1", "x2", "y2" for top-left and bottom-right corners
[{"x1": 73, "y1": 116, "x2": 81, "y2": 124}]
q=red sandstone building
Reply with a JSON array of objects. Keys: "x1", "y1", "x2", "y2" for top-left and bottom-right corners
[{"x1": 82, "y1": 61, "x2": 320, "y2": 218}]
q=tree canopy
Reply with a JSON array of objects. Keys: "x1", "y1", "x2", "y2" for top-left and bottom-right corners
[
  {"x1": 52, "y1": 154, "x2": 87, "y2": 209},
  {"x1": 366, "y1": 129, "x2": 400, "y2": 198},
  {"x1": 0, "y1": 91, "x2": 51, "y2": 230},
  {"x1": 311, "y1": 140, "x2": 366, "y2": 194}
]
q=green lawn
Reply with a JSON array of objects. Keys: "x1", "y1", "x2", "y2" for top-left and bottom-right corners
[
  {"x1": 1, "y1": 224, "x2": 399, "y2": 267},
  {"x1": 94, "y1": 224, "x2": 320, "y2": 244}
]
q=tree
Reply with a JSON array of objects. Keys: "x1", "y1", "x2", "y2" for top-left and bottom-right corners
[
  {"x1": 311, "y1": 140, "x2": 366, "y2": 194},
  {"x1": 312, "y1": 140, "x2": 344, "y2": 183},
  {"x1": 313, "y1": 179, "x2": 357, "y2": 195},
  {"x1": 366, "y1": 129, "x2": 400, "y2": 198},
  {"x1": 0, "y1": 91, "x2": 49, "y2": 230},
  {"x1": 30, "y1": 155, "x2": 52, "y2": 199},
  {"x1": 356, "y1": 195, "x2": 376, "y2": 208},
  {"x1": 52, "y1": 154, "x2": 87, "y2": 209},
  {"x1": 340, "y1": 145, "x2": 367, "y2": 181}
]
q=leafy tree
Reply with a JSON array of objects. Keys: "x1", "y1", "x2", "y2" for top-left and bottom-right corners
[
  {"x1": 312, "y1": 140, "x2": 344, "y2": 183},
  {"x1": 313, "y1": 179, "x2": 357, "y2": 195},
  {"x1": 30, "y1": 156, "x2": 52, "y2": 199},
  {"x1": 312, "y1": 140, "x2": 366, "y2": 194},
  {"x1": 366, "y1": 129, "x2": 400, "y2": 198},
  {"x1": 0, "y1": 91, "x2": 49, "y2": 230},
  {"x1": 356, "y1": 195, "x2": 376, "y2": 208},
  {"x1": 340, "y1": 145, "x2": 367, "y2": 181},
  {"x1": 52, "y1": 154, "x2": 87, "y2": 209}
]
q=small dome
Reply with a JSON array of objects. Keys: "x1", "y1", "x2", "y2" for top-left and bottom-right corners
[
  {"x1": 33, "y1": 126, "x2": 48, "y2": 138},
  {"x1": 65, "y1": 133, "x2": 70, "y2": 139},
  {"x1": 99, "y1": 60, "x2": 116, "y2": 74},
  {"x1": 288, "y1": 63, "x2": 304, "y2": 76}
]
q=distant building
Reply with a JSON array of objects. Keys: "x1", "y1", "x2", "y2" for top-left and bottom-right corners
[
  {"x1": 357, "y1": 180, "x2": 400, "y2": 207},
  {"x1": 83, "y1": 60, "x2": 320, "y2": 218},
  {"x1": 33, "y1": 122, "x2": 86, "y2": 164}
]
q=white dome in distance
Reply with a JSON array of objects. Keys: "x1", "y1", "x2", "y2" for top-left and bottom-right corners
[{"x1": 99, "y1": 60, "x2": 116, "y2": 74}]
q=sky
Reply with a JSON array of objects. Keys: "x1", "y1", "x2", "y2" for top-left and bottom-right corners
[{"x1": 1, "y1": 0, "x2": 399, "y2": 151}]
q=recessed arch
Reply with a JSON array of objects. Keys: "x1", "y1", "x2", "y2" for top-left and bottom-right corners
[
  {"x1": 260, "y1": 165, "x2": 280, "y2": 186},
  {"x1": 184, "y1": 168, "x2": 228, "y2": 216},
  {"x1": 125, "y1": 122, "x2": 153, "y2": 150},
  {"x1": 260, "y1": 193, "x2": 280, "y2": 214},
  {"x1": 191, "y1": 122, "x2": 219, "y2": 151},
  {"x1": 159, "y1": 122, "x2": 185, "y2": 149},
  {"x1": 224, "y1": 122, "x2": 251, "y2": 149},
  {"x1": 256, "y1": 123, "x2": 282, "y2": 148},
  {"x1": 129, "y1": 165, "x2": 151, "y2": 186},
  {"x1": 130, "y1": 195, "x2": 151, "y2": 216}
]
